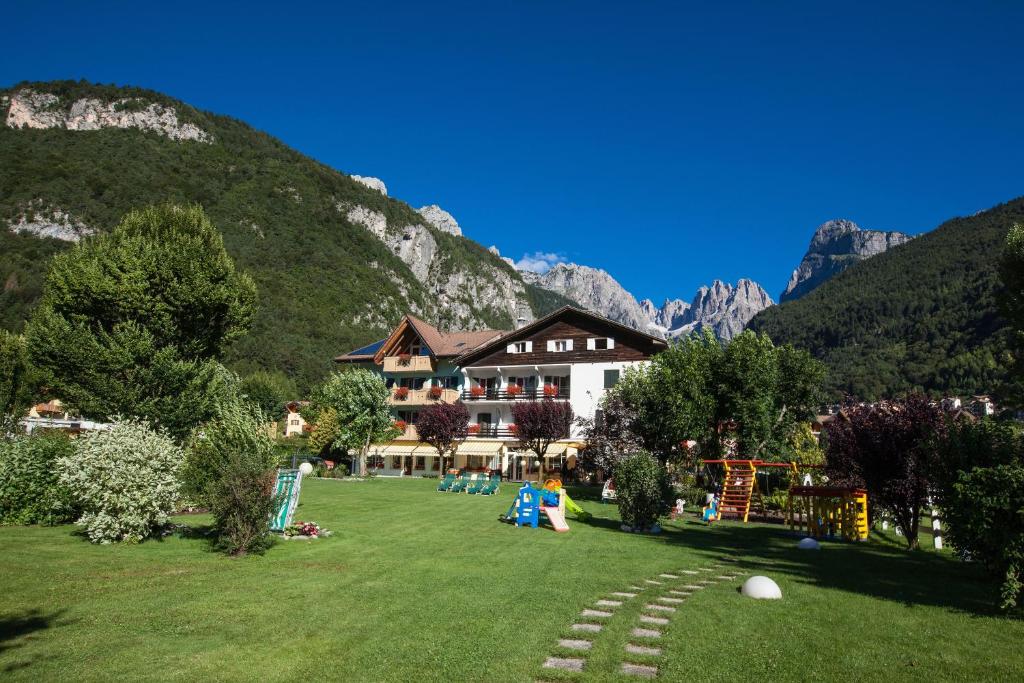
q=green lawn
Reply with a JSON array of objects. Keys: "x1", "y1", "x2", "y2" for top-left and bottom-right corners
[{"x1": 1, "y1": 478, "x2": 1022, "y2": 682}]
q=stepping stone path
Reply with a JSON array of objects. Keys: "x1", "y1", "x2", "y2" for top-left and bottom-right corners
[
  {"x1": 539, "y1": 560, "x2": 746, "y2": 680},
  {"x1": 621, "y1": 662, "x2": 658, "y2": 678},
  {"x1": 632, "y1": 627, "x2": 662, "y2": 638},
  {"x1": 645, "y1": 604, "x2": 676, "y2": 613},
  {"x1": 639, "y1": 615, "x2": 669, "y2": 625},
  {"x1": 543, "y1": 657, "x2": 584, "y2": 672}
]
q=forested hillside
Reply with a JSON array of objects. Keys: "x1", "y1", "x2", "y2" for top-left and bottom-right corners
[
  {"x1": 749, "y1": 197, "x2": 1024, "y2": 400},
  {"x1": 0, "y1": 80, "x2": 540, "y2": 389}
]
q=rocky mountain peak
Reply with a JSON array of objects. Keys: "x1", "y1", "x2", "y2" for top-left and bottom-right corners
[
  {"x1": 781, "y1": 218, "x2": 912, "y2": 302},
  {"x1": 416, "y1": 205, "x2": 462, "y2": 236},
  {"x1": 351, "y1": 175, "x2": 387, "y2": 195},
  {"x1": 525, "y1": 262, "x2": 651, "y2": 330}
]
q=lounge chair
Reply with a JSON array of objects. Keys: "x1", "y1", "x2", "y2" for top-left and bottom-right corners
[
  {"x1": 480, "y1": 474, "x2": 502, "y2": 496},
  {"x1": 436, "y1": 472, "x2": 456, "y2": 492},
  {"x1": 467, "y1": 473, "x2": 488, "y2": 494},
  {"x1": 449, "y1": 473, "x2": 472, "y2": 493}
]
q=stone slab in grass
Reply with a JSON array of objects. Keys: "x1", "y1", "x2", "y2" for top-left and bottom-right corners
[
  {"x1": 596, "y1": 599, "x2": 622, "y2": 607},
  {"x1": 558, "y1": 639, "x2": 593, "y2": 651},
  {"x1": 581, "y1": 609, "x2": 612, "y2": 618},
  {"x1": 571, "y1": 623, "x2": 603, "y2": 633},
  {"x1": 698, "y1": 567, "x2": 713, "y2": 572},
  {"x1": 681, "y1": 570, "x2": 699, "y2": 575},
  {"x1": 658, "y1": 596, "x2": 684, "y2": 604},
  {"x1": 639, "y1": 615, "x2": 669, "y2": 625},
  {"x1": 626, "y1": 643, "x2": 662, "y2": 656},
  {"x1": 644, "y1": 579, "x2": 663, "y2": 585},
  {"x1": 659, "y1": 573, "x2": 679, "y2": 579},
  {"x1": 543, "y1": 657, "x2": 584, "y2": 672},
  {"x1": 612, "y1": 592, "x2": 637, "y2": 598},
  {"x1": 717, "y1": 575, "x2": 736, "y2": 580},
  {"x1": 644, "y1": 604, "x2": 676, "y2": 613},
  {"x1": 628, "y1": 585, "x2": 646, "y2": 591},
  {"x1": 668, "y1": 590, "x2": 691, "y2": 597},
  {"x1": 632, "y1": 627, "x2": 662, "y2": 638},
  {"x1": 621, "y1": 662, "x2": 658, "y2": 678},
  {"x1": 682, "y1": 585, "x2": 704, "y2": 590}
]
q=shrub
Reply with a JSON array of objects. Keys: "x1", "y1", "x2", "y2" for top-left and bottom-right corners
[
  {"x1": 59, "y1": 419, "x2": 183, "y2": 543},
  {"x1": 613, "y1": 451, "x2": 672, "y2": 530},
  {"x1": 0, "y1": 432, "x2": 78, "y2": 525},
  {"x1": 933, "y1": 419, "x2": 1024, "y2": 609},
  {"x1": 185, "y1": 397, "x2": 279, "y2": 555}
]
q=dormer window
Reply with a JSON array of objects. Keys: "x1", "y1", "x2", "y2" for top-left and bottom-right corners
[{"x1": 587, "y1": 337, "x2": 614, "y2": 350}]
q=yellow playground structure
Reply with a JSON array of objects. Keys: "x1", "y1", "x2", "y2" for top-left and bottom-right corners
[{"x1": 702, "y1": 459, "x2": 870, "y2": 541}]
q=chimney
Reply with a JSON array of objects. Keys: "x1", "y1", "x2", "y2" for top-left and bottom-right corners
[{"x1": 515, "y1": 316, "x2": 528, "y2": 330}]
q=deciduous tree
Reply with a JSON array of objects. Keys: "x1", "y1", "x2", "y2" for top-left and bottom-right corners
[
  {"x1": 415, "y1": 402, "x2": 469, "y2": 473},
  {"x1": 511, "y1": 400, "x2": 574, "y2": 462},
  {"x1": 307, "y1": 369, "x2": 397, "y2": 476}
]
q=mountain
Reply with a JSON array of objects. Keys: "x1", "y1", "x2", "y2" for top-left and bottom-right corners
[
  {"x1": 749, "y1": 198, "x2": 1024, "y2": 400},
  {"x1": 0, "y1": 81, "x2": 540, "y2": 388},
  {"x1": 524, "y1": 262, "x2": 772, "y2": 340},
  {"x1": 781, "y1": 219, "x2": 912, "y2": 302}
]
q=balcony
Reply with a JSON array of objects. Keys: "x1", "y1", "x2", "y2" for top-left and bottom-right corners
[
  {"x1": 465, "y1": 425, "x2": 519, "y2": 439},
  {"x1": 460, "y1": 387, "x2": 570, "y2": 401},
  {"x1": 392, "y1": 423, "x2": 419, "y2": 440},
  {"x1": 389, "y1": 387, "x2": 460, "y2": 405},
  {"x1": 383, "y1": 355, "x2": 436, "y2": 373}
]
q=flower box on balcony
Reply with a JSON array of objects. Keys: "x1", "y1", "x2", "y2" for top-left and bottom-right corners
[
  {"x1": 470, "y1": 386, "x2": 486, "y2": 398},
  {"x1": 393, "y1": 420, "x2": 407, "y2": 431},
  {"x1": 397, "y1": 353, "x2": 412, "y2": 365},
  {"x1": 507, "y1": 423, "x2": 518, "y2": 436},
  {"x1": 467, "y1": 424, "x2": 481, "y2": 435},
  {"x1": 428, "y1": 385, "x2": 444, "y2": 400},
  {"x1": 543, "y1": 384, "x2": 559, "y2": 398},
  {"x1": 394, "y1": 386, "x2": 410, "y2": 400},
  {"x1": 507, "y1": 384, "x2": 523, "y2": 397}
]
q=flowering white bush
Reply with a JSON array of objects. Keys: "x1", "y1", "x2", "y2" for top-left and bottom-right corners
[{"x1": 59, "y1": 419, "x2": 183, "y2": 544}]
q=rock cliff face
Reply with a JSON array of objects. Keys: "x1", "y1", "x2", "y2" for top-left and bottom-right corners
[
  {"x1": 524, "y1": 263, "x2": 652, "y2": 331},
  {"x1": 781, "y1": 219, "x2": 912, "y2": 302},
  {"x1": 340, "y1": 202, "x2": 531, "y2": 328},
  {"x1": 416, "y1": 205, "x2": 462, "y2": 236},
  {"x1": 675, "y1": 279, "x2": 774, "y2": 339},
  {"x1": 350, "y1": 175, "x2": 387, "y2": 195},
  {"x1": 6, "y1": 201, "x2": 95, "y2": 242},
  {"x1": 641, "y1": 298, "x2": 691, "y2": 331},
  {"x1": 4, "y1": 89, "x2": 211, "y2": 142}
]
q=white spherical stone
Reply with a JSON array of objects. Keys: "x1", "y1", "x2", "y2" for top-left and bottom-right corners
[
  {"x1": 741, "y1": 576, "x2": 782, "y2": 600},
  {"x1": 298, "y1": 462, "x2": 314, "y2": 476},
  {"x1": 798, "y1": 537, "x2": 821, "y2": 550}
]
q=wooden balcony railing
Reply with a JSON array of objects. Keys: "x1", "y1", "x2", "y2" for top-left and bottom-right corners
[
  {"x1": 465, "y1": 425, "x2": 519, "y2": 439},
  {"x1": 460, "y1": 387, "x2": 570, "y2": 401},
  {"x1": 383, "y1": 355, "x2": 436, "y2": 373},
  {"x1": 388, "y1": 388, "x2": 460, "y2": 405}
]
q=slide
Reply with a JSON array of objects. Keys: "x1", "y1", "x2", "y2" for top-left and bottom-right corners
[
  {"x1": 542, "y1": 506, "x2": 570, "y2": 532},
  {"x1": 563, "y1": 493, "x2": 590, "y2": 519}
]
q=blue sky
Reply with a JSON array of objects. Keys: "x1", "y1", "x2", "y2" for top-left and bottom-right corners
[{"x1": 4, "y1": 2, "x2": 1023, "y2": 303}]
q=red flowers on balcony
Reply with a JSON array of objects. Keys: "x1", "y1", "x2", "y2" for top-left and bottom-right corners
[
  {"x1": 393, "y1": 420, "x2": 407, "y2": 431},
  {"x1": 394, "y1": 386, "x2": 410, "y2": 400},
  {"x1": 508, "y1": 423, "x2": 518, "y2": 435},
  {"x1": 467, "y1": 424, "x2": 481, "y2": 434},
  {"x1": 543, "y1": 384, "x2": 559, "y2": 397},
  {"x1": 470, "y1": 386, "x2": 486, "y2": 398},
  {"x1": 428, "y1": 385, "x2": 444, "y2": 399},
  {"x1": 507, "y1": 384, "x2": 523, "y2": 397},
  {"x1": 397, "y1": 353, "x2": 412, "y2": 365}
]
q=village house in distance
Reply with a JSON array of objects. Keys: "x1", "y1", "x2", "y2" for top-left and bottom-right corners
[{"x1": 335, "y1": 306, "x2": 668, "y2": 480}]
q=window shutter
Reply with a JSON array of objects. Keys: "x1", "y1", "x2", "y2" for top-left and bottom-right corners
[
  {"x1": 507, "y1": 343, "x2": 517, "y2": 354},
  {"x1": 565, "y1": 339, "x2": 574, "y2": 351},
  {"x1": 525, "y1": 341, "x2": 533, "y2": 352},
  {"x1": 586, "y1": 338, "x2": 596, "y2": 350},
  {"x1": 606, "y1": 338, "x2": 615, "y2": 349},
  {"x1": 547, "y1": 340, "x2": 556, "y2": 352}
]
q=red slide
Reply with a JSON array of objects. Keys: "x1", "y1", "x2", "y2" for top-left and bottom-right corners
[{"x1": 542, "y1": 506, "x2": 570, "y2": 532}]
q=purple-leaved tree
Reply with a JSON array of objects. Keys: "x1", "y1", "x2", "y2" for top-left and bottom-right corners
[
  {"x1": 511, "y1": 400, "x2": 575, "y2": 463},
  {"x1": 415, "y1": 402, "x2": 469, "y2": 473}
]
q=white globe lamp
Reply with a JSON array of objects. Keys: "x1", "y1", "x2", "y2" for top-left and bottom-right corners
[
  {"x1": 741, "y1": 576, "x2": 782, "y2": 600},
  {"x1": 298, "y1": 462, "x2": 314, "y2": 476},
  {"x1": 798, "y1": 537, "x2": 821, "y2": 550}
]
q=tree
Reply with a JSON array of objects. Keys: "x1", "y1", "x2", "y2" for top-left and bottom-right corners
[
  {"x1": 307, "y1": 369, "x2": 398, "y2": 476},
  {"x1": 999, "y1": 223, "x2": 1024, "y2": 406},
  {"x1": 824, "y1": 395, "x2": 946, "y2": 549},
  {"x1": 578, "y1": 388, "x2": 644, "y2": 474},
  {"x1": 613, "y1": 451, "x2": 674, "y2": 531},
  {"x1": 415, "y1": 402, "x2": 469, "y2": 473},
  {"x1": 0, "y1": 330, "x2": 33, "y2": 425},
  {"x1": 510, "y1": 400, "x2": 574, "y2": 462},
  {"x1": 717, "y1": 333, "x2": 824, "y2": 460},
  {"x1": 25, "y1": 204, "x2": 256, "y2": 439},
  {"x1": 241, "y1": 371, "x2": 297, "y2": 422}
]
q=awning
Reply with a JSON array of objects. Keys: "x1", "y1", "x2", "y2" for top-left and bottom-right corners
[
  {"x1": 381, "y1": 443, "x2": 418, "y2": 456},
  {"x1": 543, "y1": 443, "x2": 567, "y2": 458},
  {"x1": 456, "y1": 440, "x2": 504, "y2": 456}
]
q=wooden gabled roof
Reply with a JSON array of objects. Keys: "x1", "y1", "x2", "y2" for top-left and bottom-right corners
[{"x1": 333, "y1": 315, "x2": 505, "y2": 365}]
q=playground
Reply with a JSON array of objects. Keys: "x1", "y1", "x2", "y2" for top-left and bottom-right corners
[{"x1": 1, "y1": 477, "x2": 1022, "y2": 681}]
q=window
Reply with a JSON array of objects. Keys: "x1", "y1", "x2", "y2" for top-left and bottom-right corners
[
  {"x1": 397, "y1": 377, "x2": 426, "y2": 390},
  {"x1": 547, "y1": 339, "x2": 573, "y2": 352},
  {"x1": 514, "y1": 342, "x2": 528, "y2": 353},
  {"x1": 434, "y1": 375, "x2": 459, "y2": 389},
  {"x1": 414, "y1": 456, "x2": 425, "y2": 471},
  {"x1": 391, "y1": 456, "x2": 402, "y2": 469},
  {"x1": 507, "y1": 340, "x2": 533, "y2": 354},
  {"x1": 604, "y1": 369, "x2": 620, "y2": 389}
]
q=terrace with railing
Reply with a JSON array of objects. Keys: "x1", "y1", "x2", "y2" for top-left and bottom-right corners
[{"x1": 460, "y1": 385, "x2": 569, "y2": 401}]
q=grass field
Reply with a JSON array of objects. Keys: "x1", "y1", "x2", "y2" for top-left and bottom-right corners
[{"x1": 1, "y1": 477, "x2": 1022, "y2": 682}]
